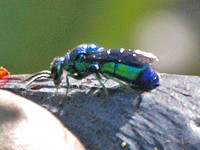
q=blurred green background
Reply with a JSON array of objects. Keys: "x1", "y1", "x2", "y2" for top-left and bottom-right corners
[{"x1": 0, "y1": 0, "x2": 199, "y2": 75}]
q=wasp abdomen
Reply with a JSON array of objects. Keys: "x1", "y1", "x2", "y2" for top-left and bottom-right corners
[{"x1": 100, "y1": 62, "x2": 159, "y2": 89}]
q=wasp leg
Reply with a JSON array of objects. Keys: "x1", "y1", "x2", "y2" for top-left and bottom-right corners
[
  {"x1": 66, "y1": 74, "x2": 70, "y2": 97},
  {"x1": 136, "y1": 94, "x2": 142, "y2": 109},
  {"x1": 65, "y1": 73, "x2": 83, "y2": 96},
  {"x1": 102, "y1": 73, "x2": 125, "y2": 86},
  {"x1": 103, "y1": 73, "x2": 135, "y2": 92},
  {"x1": 93, "y1": 73, "x2": 108, "y2": 104},
  {"x1": 103, "y1": 73, "x2": 143, "y2": 108},
  {"x1": 58, "y1": 75, "x2": 70, "y2": 105},
  {"x1": 59, "y1": 74, "x2": 84, "y2": 105}
]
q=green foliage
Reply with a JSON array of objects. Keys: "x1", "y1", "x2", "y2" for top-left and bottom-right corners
[{"x1": 0, "y1": 0, "x2": 171, "y2": 74}]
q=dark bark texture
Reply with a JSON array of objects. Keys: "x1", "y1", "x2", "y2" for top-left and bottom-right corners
[{"x1": 1, "y1": 73, "x2": 200, "y2": 150}]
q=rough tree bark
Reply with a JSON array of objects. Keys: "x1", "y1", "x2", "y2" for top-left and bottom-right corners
[{"x1": 1, "y1": 73, "x2": 200, "y2": 150}]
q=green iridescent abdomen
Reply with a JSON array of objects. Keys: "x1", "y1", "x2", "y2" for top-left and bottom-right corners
[{"x1": 100, "y1": 62, "x2": 146, "y2": 82}]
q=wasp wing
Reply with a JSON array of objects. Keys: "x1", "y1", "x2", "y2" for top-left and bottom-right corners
[{"x1": 86, "y1": 48, "x2": 158, "y2": 65}]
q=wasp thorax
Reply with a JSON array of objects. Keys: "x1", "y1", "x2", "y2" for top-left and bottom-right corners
[
  {"x1": 51, "y1": 57, "x2": 64, "y2": 86},
  {"x1": 63, "y1": 53, "x2": 76, "y2": 74}
]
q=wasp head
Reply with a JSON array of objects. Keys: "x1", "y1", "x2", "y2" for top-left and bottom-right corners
[{"x1": 51, "y1": 57, "x2": 64, "y2": 86}]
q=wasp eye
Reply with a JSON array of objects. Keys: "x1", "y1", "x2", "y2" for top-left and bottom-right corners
[
  {"x1": 51, "y1": 63, "x2": 58, "y2": 80},
  {"x1": 51, "y1": 58, "x2": 64, "y2": 86}
]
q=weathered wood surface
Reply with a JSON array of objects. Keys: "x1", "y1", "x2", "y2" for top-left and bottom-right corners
[{"x1": 1, "y1": 73, "x2": 200, "y2": 150}]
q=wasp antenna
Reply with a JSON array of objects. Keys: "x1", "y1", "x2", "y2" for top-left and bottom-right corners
[
  {"x1": 24, "y1": 70, "x2": 51, "y2": 81},
  {"x1": 24, "y1": 70, "x2": 51, "y2": 88},
  {"x1": 25, "y1": 74, "x2": 51, "y2": 88}
]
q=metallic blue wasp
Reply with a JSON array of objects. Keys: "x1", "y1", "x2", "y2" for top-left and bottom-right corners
[{"x1": 26, "y1": 44, "x2": 159, "y2": 103}]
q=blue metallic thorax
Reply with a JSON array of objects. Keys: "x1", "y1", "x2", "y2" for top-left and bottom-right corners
[
  {"x1": 67, "y1": 44, "x2": 103, "y2": 61},
  {"x1": 63, "y1": 44, "x2": 99, "y2": 77},
  {"x1": 60, "y1": 43, "x2": 159, "y2": 89}
]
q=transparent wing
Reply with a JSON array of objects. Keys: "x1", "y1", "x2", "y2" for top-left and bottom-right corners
[{"x1": 86, "y1": 48, "x2": 158, "y2": 65}]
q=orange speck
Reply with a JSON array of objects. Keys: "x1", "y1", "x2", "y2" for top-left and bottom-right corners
[
  {"x1": 30, "y1": 84, "x2": 41, "y2": 90},
  {"x1": 0, "y1": 67, "x2": 10, "y2": 78},
  {"x1": 0, "y1": 67, "x2": 10, "y2": 87}
]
